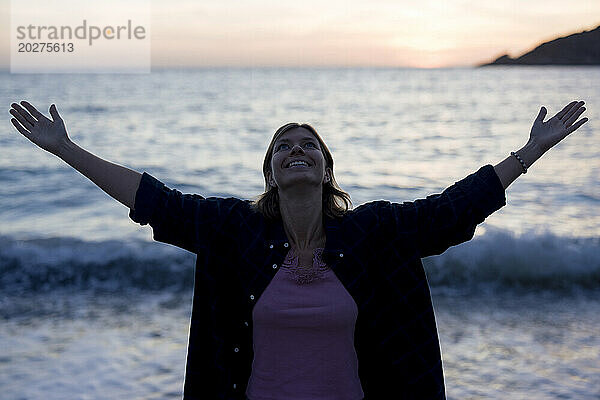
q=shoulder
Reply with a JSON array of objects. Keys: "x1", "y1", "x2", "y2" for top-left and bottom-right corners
[
  {"x1": 217, "y1": 198, "x2": 270, "y2": 234},
  {"x1": 332, "y1": 200, "x2": 391, "y2": 231},
  {"x1": 205, "y1": 197, "x2": 262, "y2": 220},
  {"x1": 345, "y1": 200, "x2": 392, "y2": 220}
]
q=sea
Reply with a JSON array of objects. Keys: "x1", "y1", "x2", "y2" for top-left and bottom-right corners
[{"x1": 1, "y1": 67, "x2": 599, "y2": 399}]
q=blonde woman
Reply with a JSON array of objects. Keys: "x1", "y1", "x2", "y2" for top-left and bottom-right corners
[{"x1": 9, "y1": 100, "x2": 588, "y2": 399}]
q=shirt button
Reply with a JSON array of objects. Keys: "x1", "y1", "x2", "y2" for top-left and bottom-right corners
[
  {"x1": 284, "y1": 242, "x2": 289, "y2": 247},
  {"x1": 234, "y1": 347, "x2": 239, "y2": 352},
  {"x1": 250, "y1": 294, "x2": 254, "y2": 300},
  {"x1": 244, "y1": 321, "x2": 249, "y2": 326},
  {"x1": 272, "y1": 263, "x2": 277, "y2": 269},
  {"x1": 269, "y1": 244, "x2": 274, "y2": 249},
  {"x1": 339, "y1": 253, "x2": 344, "y2": 258}
]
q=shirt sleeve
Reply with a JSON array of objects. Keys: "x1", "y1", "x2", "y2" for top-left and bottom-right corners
[
  {"x1": 379, "y1": 164, "x2": 507, "y2": 258},
  {"x1": 128, "y1": 172, "x2": 240, "y2": 254}
]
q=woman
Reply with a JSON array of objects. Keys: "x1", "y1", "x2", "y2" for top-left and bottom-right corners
[{"x1": 9, "y1": 100, "x2": 588, "y2": 399}]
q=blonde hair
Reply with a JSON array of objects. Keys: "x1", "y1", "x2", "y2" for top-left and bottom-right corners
[{"x1": 251, "y1": 123, "x2": 352, "y2": 220}]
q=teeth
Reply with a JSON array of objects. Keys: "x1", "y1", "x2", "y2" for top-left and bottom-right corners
[{"x1": 287, "y1": 161, "x2": 308, "y2": 168}]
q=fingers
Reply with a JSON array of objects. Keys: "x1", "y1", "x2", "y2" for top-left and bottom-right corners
[
  {"x1": 49, "y1": 104, "x2": 62, "y2": 122},
  {"x1": 565, "y1": 117, "x2": 589, "y2": 135},
  {"x1": 563, "y1": 101, "x2": 584, "y2": 123},
  {"x1": 565, "y1": 106, "x2": 586, "y2": 126},
  {"x1": 20, "y1": 101, "x2": 45, "y2": 120},
  {"x1": 9, "y1": 104, "x2": 34, "y2": 130},
  {"x1": 535, "y1": 106, "x2": 547, "y2": 123},
  {"x1": 10, "y1": 117, "x2": 34, "y2": 141},
  {"x1": 559, "y1": 101, "x2": 585, "y2": 122},
  {"x1": 555, "y1": 101, "x2": 579, "y2": 120}
]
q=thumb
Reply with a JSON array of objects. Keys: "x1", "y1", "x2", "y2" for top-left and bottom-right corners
[
  {"x1": 535, "y1": 106, "x2": 547, "y2": 123},
  {"x1": 49, "y1": 104, "x2": 62, "y2": 122}
]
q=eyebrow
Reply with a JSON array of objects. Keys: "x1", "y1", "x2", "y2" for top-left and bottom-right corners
[{"x1": 275, "y1": 136, "x2": 316, "y2": 145}]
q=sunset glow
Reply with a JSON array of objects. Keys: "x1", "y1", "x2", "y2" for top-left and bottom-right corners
[{"x1": 1, "y1": 0, "x2": 599, "y2": 68}]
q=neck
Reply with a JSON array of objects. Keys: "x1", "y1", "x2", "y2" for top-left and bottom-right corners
[{"x1": 278, "y1": 186, "x2": 325, "y2": 250}]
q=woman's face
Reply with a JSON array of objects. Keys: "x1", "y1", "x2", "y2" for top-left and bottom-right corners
[{"x1": 268, "y1": 127, "x2": 331, "y2": 192}]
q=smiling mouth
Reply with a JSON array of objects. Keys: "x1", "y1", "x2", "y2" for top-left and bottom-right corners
[{"x1": 285, "y1": 161, "x2": 310, "y2": 168}]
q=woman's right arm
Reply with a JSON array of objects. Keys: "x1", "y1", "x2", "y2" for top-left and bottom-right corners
[{"x1": 9, "y1": 101, "x2": 141, "y2": 209}]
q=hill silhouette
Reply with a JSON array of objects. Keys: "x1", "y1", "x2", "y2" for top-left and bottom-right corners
[{"x1": 479, "y1": 24, "x2": 600, "y2": 66}]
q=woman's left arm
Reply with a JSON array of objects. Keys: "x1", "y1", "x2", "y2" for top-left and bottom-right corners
[{"x1": 494, "y1": 100, "x2": 589, "y2": 190}]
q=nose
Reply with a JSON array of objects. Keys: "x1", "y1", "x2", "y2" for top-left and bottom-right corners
[{"x1": 290, "y1": 144, "x2": 304, "y2": 155}]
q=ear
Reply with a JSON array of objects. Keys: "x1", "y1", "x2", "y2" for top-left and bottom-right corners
[
  {"x1": 266, "y1": 171, "x2": 277, "y2": 187},
  {"x1": 324, "y1": 168, "x2": 332, "y2": 183}
]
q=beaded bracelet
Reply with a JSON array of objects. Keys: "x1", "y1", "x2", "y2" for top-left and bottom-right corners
[{"x1": 510, "y1": 151, "x2": 528, "y2": 174}]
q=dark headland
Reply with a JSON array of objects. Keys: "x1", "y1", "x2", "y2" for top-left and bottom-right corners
[{"x1": 478, "y1": 24, "x2": 600, "y2": 66}]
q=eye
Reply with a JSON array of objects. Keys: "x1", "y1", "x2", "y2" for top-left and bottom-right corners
[
  {"x1": 304, "y1": 142, "x2": 317, "y2": 148},
  {"x1": 276, "y1": 143, "x2": 290, "y2": 151}
]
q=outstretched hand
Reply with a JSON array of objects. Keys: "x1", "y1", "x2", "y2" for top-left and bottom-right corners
[
  {"x1": 9, "y1": 101, "x2": 69, "y2": 155},
  {"x1": 529, "y1": 100, "x2": 588, "y2": 153}
]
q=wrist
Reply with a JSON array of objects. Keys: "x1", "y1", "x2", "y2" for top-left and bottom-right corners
[
  {"x1": 56, "y1": 138, "x2": 75, "y2": 160},
  {"x1": 515, "y1": 141, "x2": 544, "y2": 170}
]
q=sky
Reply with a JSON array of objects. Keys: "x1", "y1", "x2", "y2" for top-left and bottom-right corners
[{"x1": 1, "y1": 0, "x2": 599, "y2": 69}]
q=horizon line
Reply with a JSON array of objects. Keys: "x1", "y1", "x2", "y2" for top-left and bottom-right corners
[{"x1": 0, "y1": 64, "x2": 510, "y2": 73}]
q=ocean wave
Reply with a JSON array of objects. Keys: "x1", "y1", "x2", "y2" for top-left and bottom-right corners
[
  {"x1": 423, "y1": 226, "x2": 600, "y2": 292},
  {"x1": 1, "y1": 228, "x2": 598, "y2": 293},
  {"x1": 0, "y1": 235, "x2": 195, "y2": 293}
]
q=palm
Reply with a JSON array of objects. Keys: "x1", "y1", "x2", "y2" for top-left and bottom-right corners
[
  {"x1": 529, "y1": 101, "x2": 588, "y2": 153},
  {"x1": 31, "y1": 115, "x2": 66, "y2": 151},
  {"x1": 9, "y1": 101, "x2": 69, "y2": 154}
]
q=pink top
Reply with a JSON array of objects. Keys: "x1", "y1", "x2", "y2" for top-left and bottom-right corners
[{"x1": 245, "y1": 247, "x2": 364, "y2": 400}]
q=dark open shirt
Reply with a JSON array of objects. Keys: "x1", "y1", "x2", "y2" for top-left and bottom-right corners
[{"x1": 128, "y1": 164, "x2": 507, "y2": 400}]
